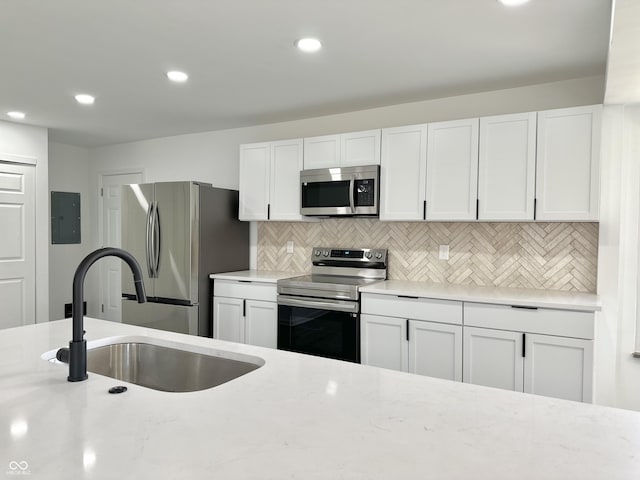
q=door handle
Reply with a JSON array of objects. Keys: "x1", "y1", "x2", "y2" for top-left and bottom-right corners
[
  {"x1": 153, "y1": 201, "x2": 161, "y2": 277},
  {"x1": 145, "y1": 203, "x2": 154, "y2": 277},
  {"x1": 349, "y1": 177, "x2": 355, "y2": 214}
]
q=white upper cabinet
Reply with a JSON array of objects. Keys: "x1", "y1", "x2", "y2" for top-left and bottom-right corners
[
  {"x1": 303, "y1": 134, "x2": 341, "y2": 170},
  {"x1": 239, "y1": 139, "x2": 304, "y2": 221},
  {"x1": 303, "y1": 130, "x2": 381, "y2": 169},
  {"x1": 380, "y1": 124, "x2": 428, "y2": 221},
  {"x1": 239, "y1": 143, "x2": 270, "y2": 221},
  {"x1": 426, "y1": 118, "x2": 479, "y2": 221},
  {"x1": 269, "y1": 139, "x2": 304, "y2": 221},
  {"x1": 535, "y1": 105, "x2": 601, "y2": 221},
  {"x1": 341, "y1": 129, "x2": 381, "y2": 167},
  {"x1": 478, "y1": 112, "x2": 537, "y2": 221}
]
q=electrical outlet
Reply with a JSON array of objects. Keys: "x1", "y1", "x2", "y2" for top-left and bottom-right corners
[
  {"x1": 286, "y1": 241, "x2": 294, "y2": 254},
  {"x1": 439, "y1": 245, "x2": 449, "y2": 260}
]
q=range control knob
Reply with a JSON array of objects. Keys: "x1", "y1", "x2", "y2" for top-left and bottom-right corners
[
  {"x1": 375, "y1": 252, "x2": 383, "y2": 259},
  {"x1": 323, "y1": 250, "x2": 330, "y2": 257},
  {"x1": 364, "y1": 251, "x2": 372, "y2": 259},
  {"x1": 314, "y1": 250, "x2": 321, "y2": 257}
]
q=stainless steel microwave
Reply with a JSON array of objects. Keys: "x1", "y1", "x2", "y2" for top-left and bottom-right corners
[{"x1": 300, "y1": 165, "x2": 380, "y2": 216}]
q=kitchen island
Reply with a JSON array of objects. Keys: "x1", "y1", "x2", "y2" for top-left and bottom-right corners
[{"x1": 2, "y1": 318, "x2": 640, "y2": 479}]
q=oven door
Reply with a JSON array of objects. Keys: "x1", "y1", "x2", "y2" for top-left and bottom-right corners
[{"x1": 277, "y1": 295, "x2": 360, "y2": 363}]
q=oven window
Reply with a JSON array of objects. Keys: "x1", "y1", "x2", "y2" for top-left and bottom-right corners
[
  {"x1": 302, "y1": 181, "x2": 350, "y2": 208},
  {"x1": 278, "y1": 304, "x2": 360, "y2": 363}
]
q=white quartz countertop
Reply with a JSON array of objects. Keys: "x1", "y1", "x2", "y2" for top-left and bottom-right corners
[
  {"x1": 209, "y1": 270, "x2": 300, "y2": 283},
  {"x1": 3, "y1": 318, "x2": 637, "y2": 479},
  {"x1": 360, "y1": 279, "x2": 601, "y2": 312}
]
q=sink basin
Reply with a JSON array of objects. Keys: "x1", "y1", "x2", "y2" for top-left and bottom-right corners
[{"x1": 45, "y1": 337, "x2": 265, "y2": 392}]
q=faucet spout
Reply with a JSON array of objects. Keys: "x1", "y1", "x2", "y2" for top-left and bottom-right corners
[{"x1": 68, "y1": 247, "x2": 146, "y2": 382}]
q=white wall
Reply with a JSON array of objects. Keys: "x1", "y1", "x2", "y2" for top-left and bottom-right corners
[
  {"x1": 89, "y1": 76, "x2": 605, "y2": 191},
  {"x1": 48, "y1": 142, "x2": 91, "y2": 320},
  {"x1": 0, "y1": 120, "x2": 49, "y2": 323}
]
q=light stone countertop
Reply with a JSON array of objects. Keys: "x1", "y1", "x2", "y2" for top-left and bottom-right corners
[
  {"x1": 2, "y1": 318, "x2": 639, "y2": 479},
  {"x1": 209, "y1": 270, "x2": 301, "y2": 283},
  {"x1": 361, "y1": 279, "x2": 601, "y2": 312}
]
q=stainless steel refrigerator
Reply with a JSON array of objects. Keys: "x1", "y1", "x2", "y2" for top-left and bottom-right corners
[{"x1": 121, "y1": 181, "x2": 249, "y2": 337}]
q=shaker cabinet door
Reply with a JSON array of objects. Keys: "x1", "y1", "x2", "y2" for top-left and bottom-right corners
[
  {"x1": 361, "y1": 314, "x2": 408, "y2": 372},
  {"x1": 426, "y1": 118, "x2": 479, "y2": 221},
  {"x1": 380, "y1": 124, "x2": 428, "y2": 221},
  {"x1": 239, "y1": 143, "x2": 270, "y2": 221},
  {"x1": 303, "y1": 134, "x2": 341, "y2": 169},
  {"x1": 245, "y1": 300, "x2": 278, "y2": 349},
  {"x1": 535, "y1": 105, "x2": 601, "y2": 221},
  {"x1": 213, "y1": 296, "x2": 244, "y2": 343},
  {"x1": 270, "y1": 139, "x2": 303, "y2": 221},
  {"x1": 523, "y1": 334, "x2": 593, "y2": 402},
  {"x1": 478, "y1": 112, "x2": 536, "y2": 221},
  {"x1": 463, "y1": 326, "x2": 524, "y2": 392},
  {"x1": 409, "y1": 320, "x2": 462, "y2": 381}
]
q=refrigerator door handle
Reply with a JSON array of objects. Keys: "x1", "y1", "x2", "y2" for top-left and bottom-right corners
[
  {"x1": 153, "y1": 201, "x2": 161, "y2": 277},
  {"x1": 145, "y1": 203, "x2": 154, "y2": 278}
]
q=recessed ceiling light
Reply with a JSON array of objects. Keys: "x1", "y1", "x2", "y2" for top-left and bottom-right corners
[
  {"x1": 295, "y1": 38, "x2": 322, "y2": 53},
  {"x1": 75, "y1": 94, "x2": 95, "y2": 105},
  {"x1": 167, "y1": 71, "x2": 189, "y2": 82},
  {"x1": 7, "y1": 111, "x2": 25, "y2": 120},
  {"x1": 497, "y1": 0, "x2": 530, "y2": 5}
]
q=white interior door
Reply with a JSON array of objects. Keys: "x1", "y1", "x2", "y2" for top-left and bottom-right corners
[
  {"x1": 100, "y1": 172, "x2": 143, "y2": 322},
  {"x1": 0, "y1": 162, "x2": 35, "y2": 329}
]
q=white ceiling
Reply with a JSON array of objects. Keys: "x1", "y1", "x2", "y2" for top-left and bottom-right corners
[{"x1": 1, "y1": 0, "x2": 611, "y2": 147}]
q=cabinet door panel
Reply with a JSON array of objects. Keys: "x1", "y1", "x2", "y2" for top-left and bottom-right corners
[
  {"x1": 536, "y1": 105, "x2": 601, "y2": 220},
  {"x1": 245, "y1": 300, "x2": 277, "y2": 349},
  {"x1": 524, "y1": 334, "x2": 593, "y2": 402},
  {"x1": 409, "y1": 321, "x2": 462, "y2": 381},
  {"x1": 361, "y1": 314, "x2": 408, "y2": 372},
  {"x1": 463, "y1": 327, "x2": 524, "y2": 392},
  {"x1": 380, "y1": 125, "x2": 427, "y2": 221},
  {"x1": 341, "y1": 129, "x2": 381, "y2": 167},
  {"x1": 239, "y1": 143, "x2": 270, "y2": 221},
  {"x1": 213, "y1": 297, "x2": 244, "y2": 343},
  {"x1": 303, "y1": 134, "x2": 341, "y2": 169},
  {"x1": 426, "y1": 119, "x2": 479, "y2": 220},
  {"x1": 270, "y1": 139, "x2": 303, "y2": 221},
  {"x1": 478, "y1": 112, "x2": 536, "y2": 221}
]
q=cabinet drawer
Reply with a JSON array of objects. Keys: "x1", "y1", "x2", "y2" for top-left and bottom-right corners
[
  {"x1": 463, "y1": 302, "x2": 594, "y2": 339},
  {"x1": 213, "y1": 279, "x2": 277, "y2": 302},
  {"x1": 361, "y1": 293, "x2": 462, "y2": 325}
]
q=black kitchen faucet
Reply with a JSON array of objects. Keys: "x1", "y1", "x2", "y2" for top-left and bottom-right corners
[{"x1": 64, "y1": 247, "x2": 146, "y2": 382}]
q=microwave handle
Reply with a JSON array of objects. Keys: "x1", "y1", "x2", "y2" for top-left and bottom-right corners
[{"x1": 349, "y1": 177, "x2": 355, "y2": 214}]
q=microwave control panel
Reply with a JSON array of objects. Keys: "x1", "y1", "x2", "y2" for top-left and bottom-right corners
[{"x1": 354, "y1": 179, "x2": 375, "y2": 206}]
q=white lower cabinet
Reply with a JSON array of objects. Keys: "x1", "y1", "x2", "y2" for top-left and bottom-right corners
[
  {"x1": 410, "y1": 320, "x2": 462, "y2": 381},
  {"x1": 463, "y1": 327, "x2": 524, "y2": 392},
  {"x1": 361, "y1": 314, "x2": 462, "y2": 381},
  {"x1": 463, "y1": 302, "x2": 594, "y2": 402},
  {"x1": 361, "y1": 294, "x2": 463, "y2": 382},
  {"x1": 362, "y1": 293, "x2": 595, "y2": 402},
  {"x1": 212, "y1": 280, "x2": 278, "y2": 349},
  {"x1": 361, "y1": 314, "x2": 408, "y2": 372},
  {"x1": 524, "y1": 333, "x2": 593, "y2": 402},
  {"x1": 244, "y1": 300, "x2": 278, "y2": 348}
]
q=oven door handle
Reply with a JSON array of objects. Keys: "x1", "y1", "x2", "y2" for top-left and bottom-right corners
[{"x1": 277, "y1": 296, "x2": 359, "y2": 314}]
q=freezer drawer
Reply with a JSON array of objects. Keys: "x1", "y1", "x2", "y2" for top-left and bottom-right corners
[{"x1": 122, "y1": 300, "x2": 198, "y2": 336}]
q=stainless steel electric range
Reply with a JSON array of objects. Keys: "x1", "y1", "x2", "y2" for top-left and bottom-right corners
[{"x1": 276, "y1": 247, "x2": 388, "y2": 363}]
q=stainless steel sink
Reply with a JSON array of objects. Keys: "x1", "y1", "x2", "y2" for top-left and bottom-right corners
[{"x1": 83, "y1": 342, "x2": 263, "y2": 392}]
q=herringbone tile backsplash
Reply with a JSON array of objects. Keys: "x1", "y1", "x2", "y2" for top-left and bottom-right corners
[{"x1": 257, "y1": 220, "x2": 598, "y2": 293}]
